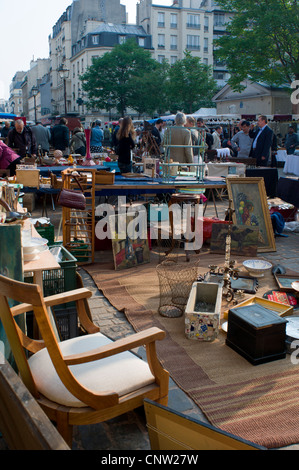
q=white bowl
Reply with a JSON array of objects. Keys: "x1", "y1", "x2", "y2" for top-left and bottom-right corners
[{"x1": 243, "y1": 259, "x2": 272, "y2": 278}]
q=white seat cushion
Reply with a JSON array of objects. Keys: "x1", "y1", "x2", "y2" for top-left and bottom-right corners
[{"x1": 28, "y1": 332, "x2": 155, "y2": 408}]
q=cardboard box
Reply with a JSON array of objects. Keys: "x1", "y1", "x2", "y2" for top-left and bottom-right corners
[
  {"x1": 16, "y1": 169, "x2": 40, "y2": 188},
  {"x1": 95, "y1": 170, "x2": 115, "y2": 185}
]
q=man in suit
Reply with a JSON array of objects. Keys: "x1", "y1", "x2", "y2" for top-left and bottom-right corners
[
  {"x1": 249, "y1": 115, "x2": 273, "y2": 166},
  {"x1": 163, "y1": 112, "x2": 193, "y2": 164}
]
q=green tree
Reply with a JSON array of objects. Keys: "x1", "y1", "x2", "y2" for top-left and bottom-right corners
[
  {"x1": 215, "y1": 0, "x2": 299, "y2": 91},
  {"x1": 80, "y1": 39, "x2": 162, "y2": 117},
  {"x1": 166, "y1": 51, "x2": 218, "y2": 114}
]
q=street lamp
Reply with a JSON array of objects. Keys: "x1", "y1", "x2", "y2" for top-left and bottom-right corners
[
  {"x1": 59, "y1": 68, "x2": 69, "y2": 116},
  {"x1": 31, "y1": 86, "x2": 38, "y2": 123},
  {"x1": 11, "y1": 101, "x2": 15, "y2": 114}
]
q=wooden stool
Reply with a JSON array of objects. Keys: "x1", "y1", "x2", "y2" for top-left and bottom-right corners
[{"x1": 168, "y1": 193, "x2": 202, "y2": 261}]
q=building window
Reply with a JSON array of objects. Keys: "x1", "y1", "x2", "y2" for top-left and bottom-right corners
[
  {"x1": 214, "y1": 13, "x2": 225, "y2": 27},
  {"x1": 92, "y1": 35, "x2": 99, "y2": 45},
  {"x1": 203, "y1": 58, "x2": 208, "y2": 65},
  {"x1": 158, "y1": 34, "x2": 165, "y2": 48},
  {"x1": 158, "y1": 12, "x2": 165, "y2": 27},
  {"x1": 170, "y1": 35, "x2": 177, "y2": 50},
  {"x1": 186, "y1": 35, "x2": 200, "y2": 50},
  {"x1": 170, "y1": 13, "x2": 177, "y2": 28},
  {"x1": 213, "y1": 71, "x2": 225, "y2": 80},
  {"x1": 204, "y1": 16, "x2": 209, "y2": 32},
  {"x1": 204, "y1": 38, "x2": 208, "y2": 53},
  {"x1": 138, "y1": 37, "x2": 145, "y2": 47},
  {"x1": 157, "y1": 55, "x2": 165, "y2": 63},
  {"x1": 187, "y1": 14, "x2": 200, "y2": 29},
  {"x1": 170, "y1": 56, "x2": 177, "y2": 65},
  {"x1": 119, "y1": 35, "x2": 126, "y2": 44}
]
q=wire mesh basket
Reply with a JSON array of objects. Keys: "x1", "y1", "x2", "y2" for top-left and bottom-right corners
[{"x1": 156, "y1": 259, "x2": 199, "y2": 317}]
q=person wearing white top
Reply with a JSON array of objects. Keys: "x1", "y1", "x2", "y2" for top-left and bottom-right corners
[{"x1": 211, "y1": 126, "x2": 222, "y2": 150}]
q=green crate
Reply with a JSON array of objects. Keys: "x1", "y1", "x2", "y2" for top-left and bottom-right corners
[
  {"x1": 35, "y1": 224, "x2": 55, "y2": 246},
  {"x1": 42, "y1": 246, "x2": 77, "y2": 300}
]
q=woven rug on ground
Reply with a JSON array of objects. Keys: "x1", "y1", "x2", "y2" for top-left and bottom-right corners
[{"x1": 83, "y1": 252, "x2": 299, "y2": 449}]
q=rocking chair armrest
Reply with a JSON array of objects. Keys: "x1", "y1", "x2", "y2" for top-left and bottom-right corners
[{"x1": 64, "y1": 327, "x2": 166, "y2": 366}]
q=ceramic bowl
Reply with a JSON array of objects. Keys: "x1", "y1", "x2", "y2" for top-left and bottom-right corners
[{"x1": 243, "y1": 259, "x2": 272, "y2": 278}]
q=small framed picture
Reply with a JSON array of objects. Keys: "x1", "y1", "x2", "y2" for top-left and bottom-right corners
[{"x1": 274, "y1": 274, "x2": 299, "y2": 292}]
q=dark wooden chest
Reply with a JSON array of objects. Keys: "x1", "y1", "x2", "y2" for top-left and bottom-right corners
[{"x1": 226, "y1": 304, "x2": 287, "y2": 365}]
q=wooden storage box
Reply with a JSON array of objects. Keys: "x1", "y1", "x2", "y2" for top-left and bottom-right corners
[
  {"x1": 226, "y1": 304, "x2": 287, "y2": 365},
  {"x1": 16, "y1": 169, "x2": 40, "y2": 188},
  {"x1": 95, "y1": 170, "x2": 115, "y2": 185}
]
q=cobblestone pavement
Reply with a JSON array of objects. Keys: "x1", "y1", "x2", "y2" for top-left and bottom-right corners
[{"x1": 1, "y1": 175, "x2": 299, "y2": 450}]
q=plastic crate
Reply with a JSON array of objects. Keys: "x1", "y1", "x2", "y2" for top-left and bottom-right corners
[
  {"x1": 52, "y1": 306, "x2": 79, "y2": 341},
  {"x1": 35, "y1": 224, "x2": 55, "y2": 246},
  {"x1": 43, "y1": 245, "x2": 77, "y2": 300},
  {"x1": 26, "y1": 306, "x2": 78, "y2": 341}
]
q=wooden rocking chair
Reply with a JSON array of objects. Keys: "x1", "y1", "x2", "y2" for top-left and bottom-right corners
[{"x1": 0, "y1": 275, "x2": 169, "y2": 447}]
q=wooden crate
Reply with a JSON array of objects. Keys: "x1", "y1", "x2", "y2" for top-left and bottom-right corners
[
  {"x1": 16, "y1": 169, "x2": 40, "y2": 188},
  {"x1": 95, "y1": 170, "x2": 115, "y2": 185}
]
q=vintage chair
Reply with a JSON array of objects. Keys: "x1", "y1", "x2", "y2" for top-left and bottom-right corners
[{"x1": 0, "y1": 275, "x2": 169, "y2": 447}]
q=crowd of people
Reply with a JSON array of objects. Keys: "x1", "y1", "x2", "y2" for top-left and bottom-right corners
[{"x1": 0, "y1": 113, "x2": 298, "y2": 176}]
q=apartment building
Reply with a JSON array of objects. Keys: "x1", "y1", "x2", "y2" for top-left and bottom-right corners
[
  {"x1": 9, "y1": 72, "x2": 26, "y2": 116},
  {"x1": 11, "y1": 0, "x2": 232, "y2": 120},
  {"x1": 137, "y1": 0, "x2": 231, "y2": 87}
]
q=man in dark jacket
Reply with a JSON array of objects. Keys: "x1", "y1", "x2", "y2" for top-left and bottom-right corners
[
  {"x1": 7, "y1": 119, "x2": 37, "y2": 158},
  {"x1": 51, "y1": 118, "x2": 69, "y2": 155},
  {"x1": 285, "y1": 126, "x2": 298, "y2": 155},
  {"x1": 249, "y1": 115, "x2": 273, "y2": 166}
]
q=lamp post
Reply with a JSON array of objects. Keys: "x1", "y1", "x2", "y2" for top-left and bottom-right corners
[
  {"x1": 31, "y1": 86, "x2": 38, "y2": 123},
  {"x1": 11, "y1": 101, "x2": 15, "y2": 114},
  {"x1": 59, "y1": 68, "x2": 69, "y2": 116}
]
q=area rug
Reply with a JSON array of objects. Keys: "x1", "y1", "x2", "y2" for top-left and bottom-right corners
[{"x1": 83, "y1": 252, "x2": 299, "y2": 449}]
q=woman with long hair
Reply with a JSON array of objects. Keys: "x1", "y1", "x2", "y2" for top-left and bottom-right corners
[{"x1": 116, "y1": 116, "x2": 136, "y2": 174}]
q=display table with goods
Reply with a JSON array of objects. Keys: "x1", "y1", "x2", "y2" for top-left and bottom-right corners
[{"x1": 283, "y1": 154, "x2": 299, "y2": 176}]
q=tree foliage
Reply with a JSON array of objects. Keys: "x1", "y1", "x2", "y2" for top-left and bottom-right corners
[
  {"x1": 167, "y1": 51, "x2": 217, "y2": 114},
  {"x1": 80, "y1": 39, "x2": 160, "y2": 116},
  {"x1": 215, "y1": 0, "x2": 299, "y2": 91},
  {"x1": 80, "y1": 42, "x2": 217, "y2": 117}
]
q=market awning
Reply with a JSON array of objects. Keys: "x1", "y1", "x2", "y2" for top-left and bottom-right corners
[{"x1": 0, "y1": 112, "x2": 16, "y2": 119}]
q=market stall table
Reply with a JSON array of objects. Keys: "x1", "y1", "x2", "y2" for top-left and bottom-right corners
[
  {"x1": 283, "y1": 155, "x2": 299, "y2": 176},
  {"x1": 276, "y1": 149, "x2": 287, "y2": 163},
  {"x1": 277, "y1": 177, "x2": 299, "y2": 208},
  {"x1": 245, "y1": 167, "x2": 279, "y2": 198}
]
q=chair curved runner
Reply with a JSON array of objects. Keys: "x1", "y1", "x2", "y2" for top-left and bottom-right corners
[{"x1": 0, "y1": 275, "x2": 169, "y2": 446}]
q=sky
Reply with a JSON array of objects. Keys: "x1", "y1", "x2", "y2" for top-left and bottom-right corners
[{"x1": 0, "y1": 0, "x2": 171, "y2": 101}]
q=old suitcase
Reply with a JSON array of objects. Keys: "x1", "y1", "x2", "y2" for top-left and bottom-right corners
[{"x1": 226, "y1": 304, "x2": 287, "y2": 365}]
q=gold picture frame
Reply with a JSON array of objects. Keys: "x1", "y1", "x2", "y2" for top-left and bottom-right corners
[{"x1": 226, "y1": 177, "x2": 276, "y2": 253}]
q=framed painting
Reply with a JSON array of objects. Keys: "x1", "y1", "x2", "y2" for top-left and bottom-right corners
[
  {"x1": 226, "y1": 177, "x2": 276, "y2": 253},
  {"x1": 109, "y1": 212, "x2": 150, "y2": 270},
  {"x1": 210, "y1": 224, "x2": 259, "y2": 257}
]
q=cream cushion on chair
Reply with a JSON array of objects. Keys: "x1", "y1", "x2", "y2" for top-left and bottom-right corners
[{"x1": 28, "y1": 332, "x2": 155, "y2": 408}]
